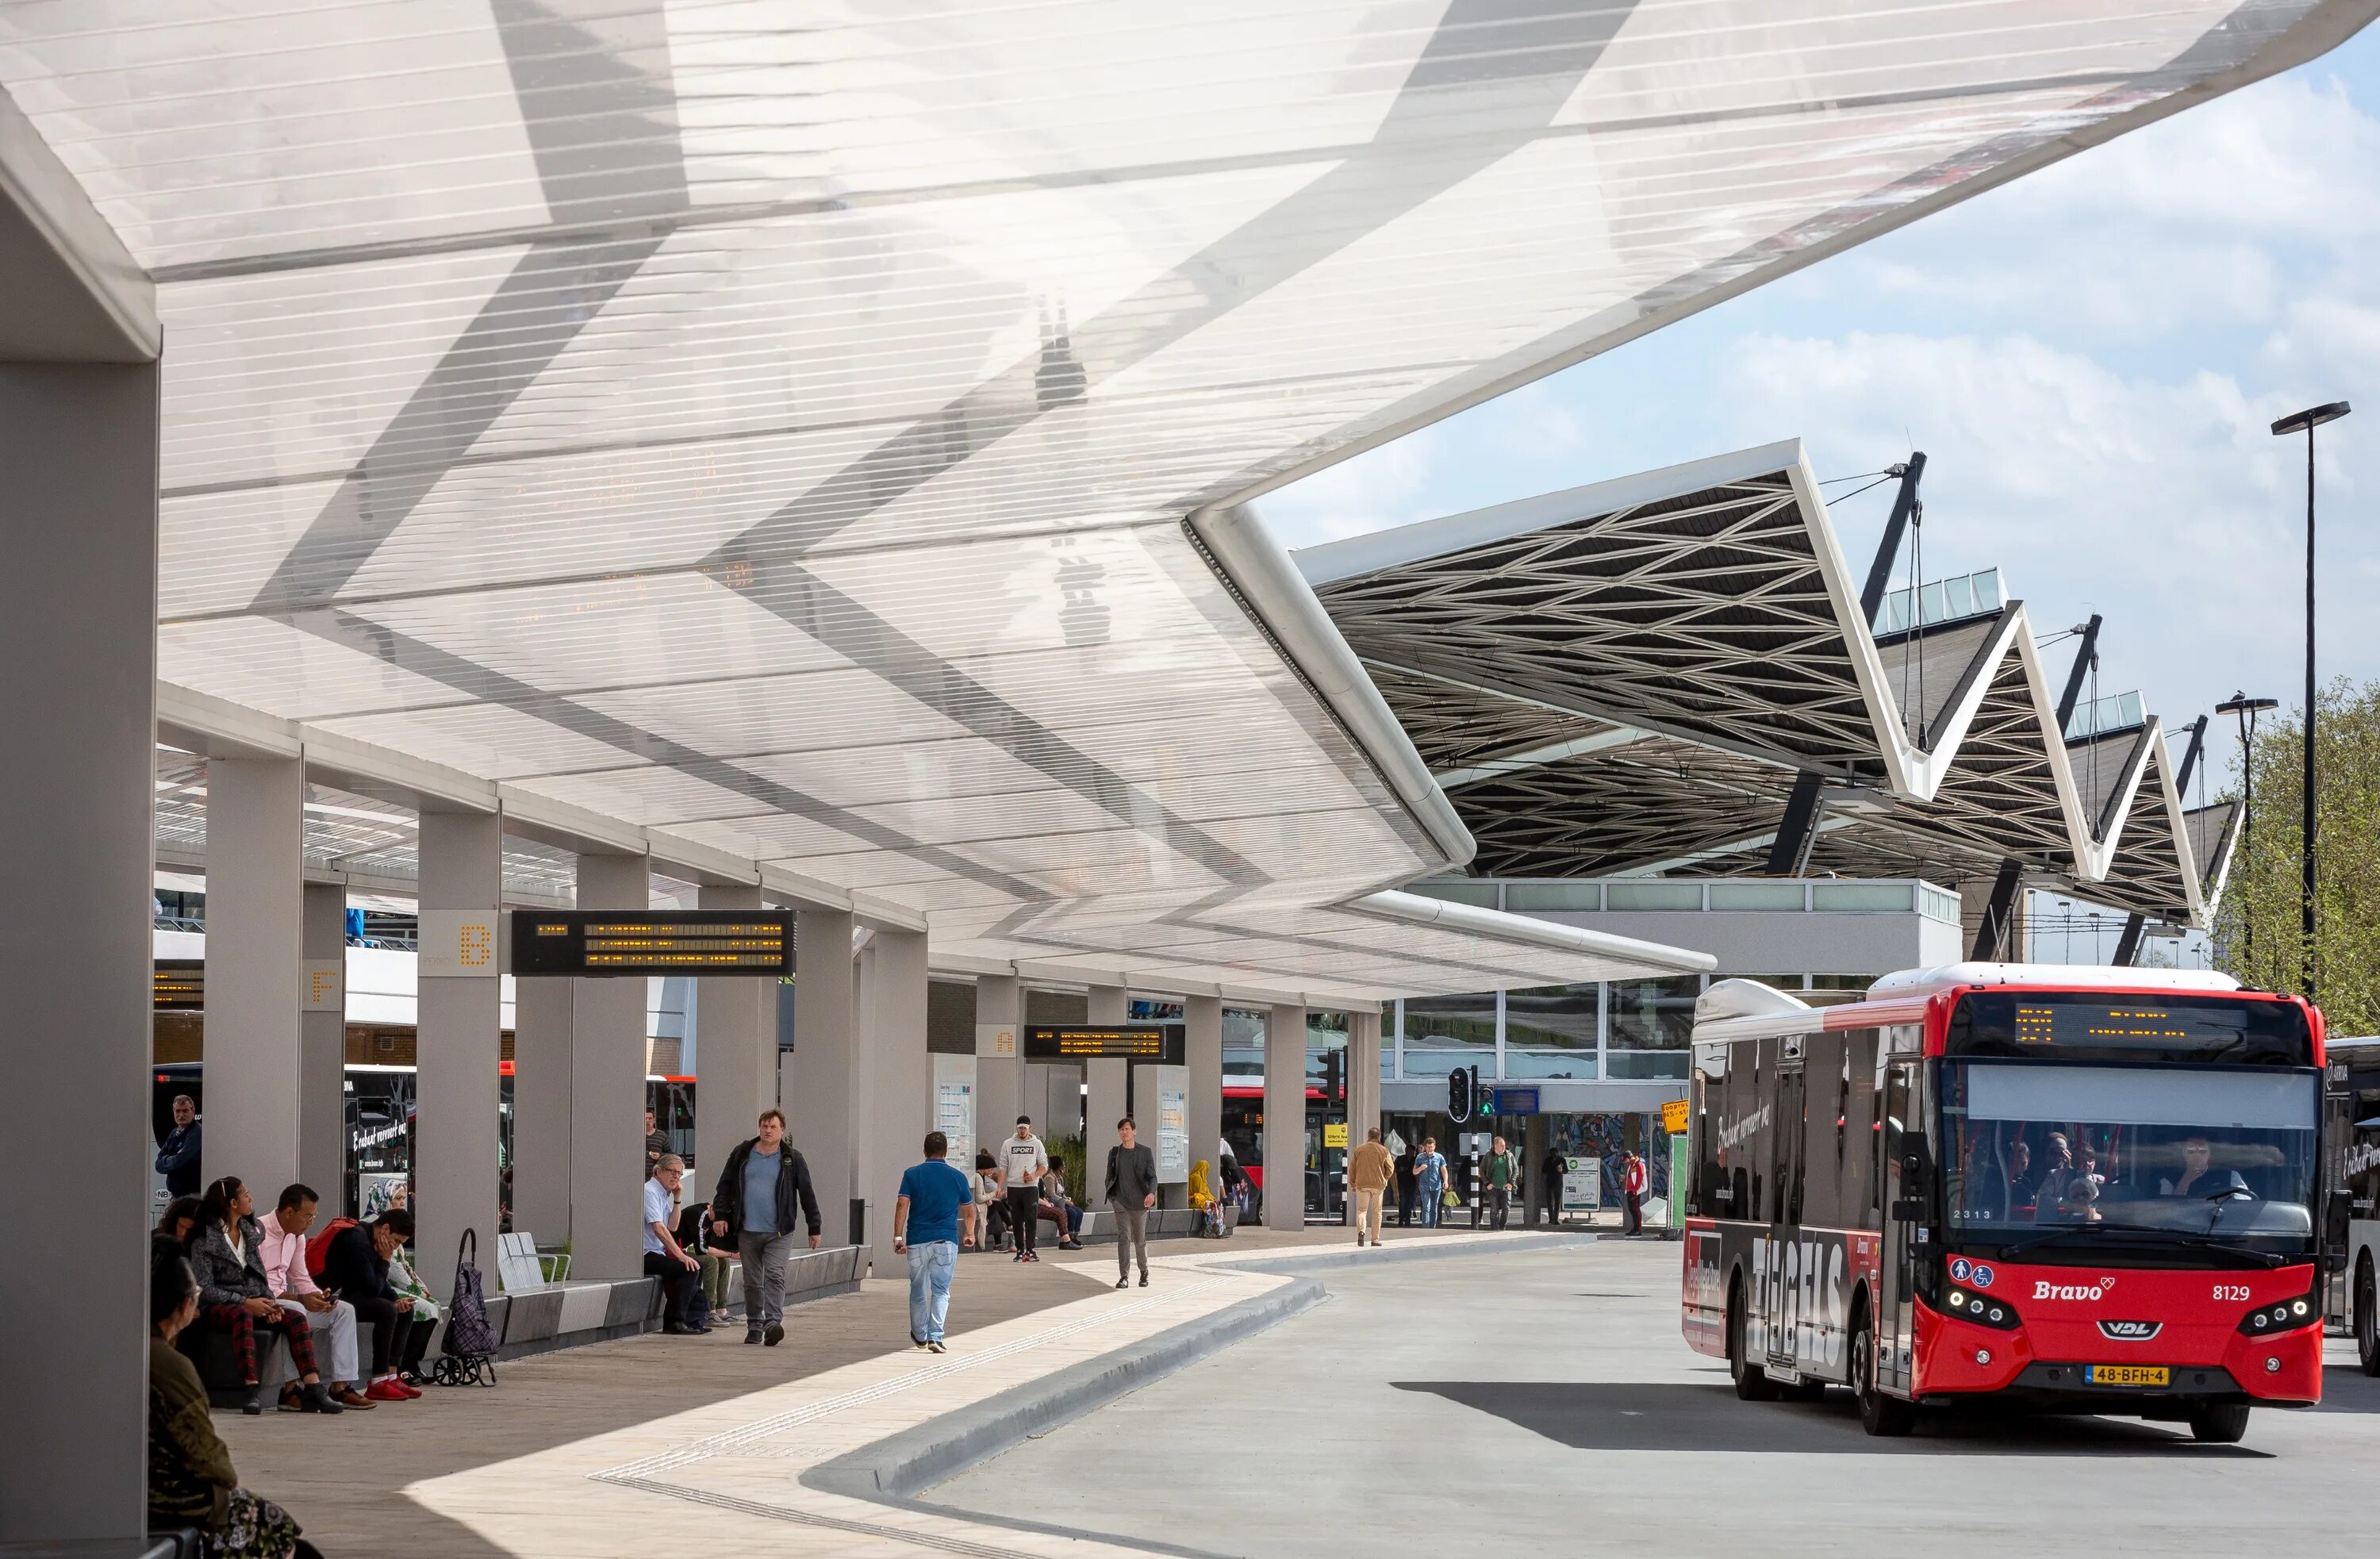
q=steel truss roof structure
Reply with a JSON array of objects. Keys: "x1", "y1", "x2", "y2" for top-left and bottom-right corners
[
  {"x1": 4, "y1": 1, "x2": 2343, "y2": 996},
  {"x1": 1298, "y1": 441, "x2": 2240, "y2": 926}
]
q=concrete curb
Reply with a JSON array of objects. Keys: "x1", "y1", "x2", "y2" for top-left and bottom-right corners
[
  {"x1": 806, "y1": 1231, "x2": 1595, "y2": 1508},
  {"x1": 804, "y1": 1275, "x2": 1325, "y2": 1502}
]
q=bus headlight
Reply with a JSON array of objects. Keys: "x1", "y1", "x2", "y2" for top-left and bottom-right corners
[
  {"x1": 2237, "y1": 1293, "x2": 2320, "y2": 1335},
  {"x1": 1934, "y1": 1290, "x2": 2021, "y2": 1331}
]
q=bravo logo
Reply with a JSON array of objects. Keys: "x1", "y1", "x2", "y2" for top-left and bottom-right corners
[{"x1": 2033, "y1": 1276, "x2": 2117, "y2": 1302}]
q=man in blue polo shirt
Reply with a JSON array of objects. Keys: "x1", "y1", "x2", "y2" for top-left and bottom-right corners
[{"x1": 893, "y1": 1131, "x2": 977, "y2": 1354}]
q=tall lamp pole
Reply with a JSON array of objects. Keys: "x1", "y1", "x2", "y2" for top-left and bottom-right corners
[
  {"x1": 2215, "y1": 693, "x2": 2278, "y2": 973},
  {"x1": 2270, "y1": 401, "x2": 2348, "y2": 1001}
]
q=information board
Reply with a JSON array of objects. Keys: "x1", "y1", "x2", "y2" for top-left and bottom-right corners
[
  {"x1": 1022, "y1": 1025, "x2": 1182, "y2": 1063},
  {"x1": 1562, "y1": 1154, "x2": 1603, "y2": 1213},
  {"x1": 509, "y1": 910, "x2": 793, "y2": 976},
  {"x1": 932, "y1": 1054, "x2": 977, "y2": 1173},
  {"x1": 154, "y1": 960, "x2": 204, "y2": 1012},
  {"x1": 1148, "y1": 1063, "x2": 1190, "y2": 1183}
]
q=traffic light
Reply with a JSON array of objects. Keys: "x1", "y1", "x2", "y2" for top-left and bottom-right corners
[
  {"x1": 1321, "y1": 1048, "x2": 1345, "y2": 1104},
  {"x1": 1448, "y1": 1063, "x2": 1473, "y2": 1123}
]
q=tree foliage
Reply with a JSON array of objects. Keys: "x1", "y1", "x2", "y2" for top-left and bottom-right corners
[{"x1": 2211, "y1": 678, "x2": 2380, "y2": 1036}]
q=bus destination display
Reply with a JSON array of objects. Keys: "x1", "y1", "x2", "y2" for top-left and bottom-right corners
[
  {"x1": 1950, "y1": 989, "x2": 2313, "y2": 1065},
  {"x1": 1023, "y1": 1025, "x2": 1181, "y2": 1063},
  {"x1": 509, "y1": 910, "x2": 793, "y2": 977}
]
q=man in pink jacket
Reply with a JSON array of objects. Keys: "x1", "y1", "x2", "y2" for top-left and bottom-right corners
[{"x1": 259, "y1": 1182, "x2": 372, "y2": 1410}]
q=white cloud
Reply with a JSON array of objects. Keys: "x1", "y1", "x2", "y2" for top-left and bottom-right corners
[{"x1": 1257, "y1": 422, "x2": 1442, "y2": 548}]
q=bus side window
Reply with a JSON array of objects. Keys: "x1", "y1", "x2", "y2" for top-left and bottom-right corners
[
  {"x1": 1843, "y1": 1030, "x2": 1879, "y2": 1223},
  {"x1": 1802, "y1": 1032, "x2": 1844, "y2": 1228}
]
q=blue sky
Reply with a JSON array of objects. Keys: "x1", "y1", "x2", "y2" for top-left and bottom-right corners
[{"x1": 1262, "y1": 25, "x2": 2380, "y2": 794}]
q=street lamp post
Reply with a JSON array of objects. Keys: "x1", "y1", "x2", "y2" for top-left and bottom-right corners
[
  {"x1": 2215, "y1": 693, "x2": 2278, "y2": 975},
  {"x1": 2270, "y1": 401, "x2": 2347, "y2": 1000}
]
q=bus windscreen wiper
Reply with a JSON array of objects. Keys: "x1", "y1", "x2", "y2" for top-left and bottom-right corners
[{"x1": 1987, "y1": 1226, "x2": 2286, "y2": 1269}]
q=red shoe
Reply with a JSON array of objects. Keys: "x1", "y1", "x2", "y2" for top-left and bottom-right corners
[
  {"x1": 394, "y1": 1380, "x2": 424, "y2": 1399},
  {"x1": 365, "y1": 1378, "x2": 412, "y2": 1403}
]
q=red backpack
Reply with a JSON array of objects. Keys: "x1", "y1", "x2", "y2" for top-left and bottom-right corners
[{"x1": 305, "y1": 1217, "x2": 359, "y2": 1279}]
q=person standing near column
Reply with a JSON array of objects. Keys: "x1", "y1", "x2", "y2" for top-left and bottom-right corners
[
  {"x1": 1541, "y1": 1146, "x2": 1566, "y2": 1227},
  {"x1": 709, "y1": 1108, "x2": 822, "y2": 1346},
  {"x1": 892, "y1": 1131, "x2": 977, "y2": 1354},
  {"x1": 157, "y1": 1093, "x2": 203, "y2": 1198},
  {"x1": 997, "y1": 1115, "x2": 1050, "y2": 1263},
  {"x1": 1485, "y1": 1135, "x2": 1513, "y2": 1231},
  {"x1": 1622, "y1": 1149, "x2": 1647, "y2": 1237},
  {"x1": 1346, "y1": 1127, "x2": 1393, "y2": 1247},
  {"x1": 1104, "y1": 1116, "x2": 1158, "y2": 1289}
]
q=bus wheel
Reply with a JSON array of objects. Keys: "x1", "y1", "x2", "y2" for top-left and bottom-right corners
[
  {"x1": 1729, "y1": 1281, "x2": 1775, "y2": 1402},
  {"x1": 2187, "y1": 1402, "x2": 2249, "y2": 1444},
  {"x1": 2357, "y1": 1254, "x2": 2380, "y2": 1378},
  {"x1": 1852, "y1": 1303, "x2": 1914, "y2": 1438}
]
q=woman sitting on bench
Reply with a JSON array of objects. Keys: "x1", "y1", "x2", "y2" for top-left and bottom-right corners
[{"x1": 189, "y1": 1177, "x2": 340, "y2": 1415}]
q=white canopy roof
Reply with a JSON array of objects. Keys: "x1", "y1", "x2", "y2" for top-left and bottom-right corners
[{"x1": 2, "y1": 1, "x2": 2351, "y2": 998}]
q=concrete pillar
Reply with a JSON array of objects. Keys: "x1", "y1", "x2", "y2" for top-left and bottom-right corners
[
  {"x1": 1184, "y1": 994, "x2": 1223, "y2": 1195},
  {"x1": 696, "y1": 882, "x2": 770, "y2": 1182},
  {"x1": 0, "y1": 359, "x2": 158, "y2": 1543},
  {"x1": 790, "y1": 908, "x2": 857, "y2": 1245},
  {"x1": 1084, "y1": 984, "x2": 1127, "y2": 1196},
  {"x1": 1343, "y1": 1007, "x2": 1381, "y2": 1226},
  {"x1": 974, "y1": 974, "x2": 1023, "y2": 1150},
  {"x1": 570, "y1": 852, "x2": 649, "y2": 1281},
  {"x1": 509, "y1": 966, "x2": 573, "y2": 1242},
  {"x1": 1264, "y1": 1004, "x2": 1307, "y2": 1231},
  {"x1": 205, "y1": 754, "x2": 306, "y2": 1200},
  {"x1": 862, "y1": 926, "x2": 929, "y2": 1267},
  {"x1": 299, "y1": 881, "x2": 348, "y2": 1205},
  {"x1": 1522, "y1": 1112, "x2": 1549, "y2": 1227},
  {"x1": 416, "y1": 809, "x2": 504, "y2": 1303}
]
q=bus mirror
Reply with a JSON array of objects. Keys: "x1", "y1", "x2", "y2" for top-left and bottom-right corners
[{"x1": 2328, "y1": 1188, "x2": 2353, "y2": 1245}]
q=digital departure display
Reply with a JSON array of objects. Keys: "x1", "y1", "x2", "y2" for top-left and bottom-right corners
[
  {"x1": 509, "y1": 910, "x2": 793, "y2": 977},
  {"x1": 154, "y1": 960, "x2": 204, "y2": 1012},
  {"x1": 1949, "y1": 990, "x2": 2312, "y2": 1066},
  {"x1": 1023, "y1": 1025, "x2": 1183, "y2": 1063}
]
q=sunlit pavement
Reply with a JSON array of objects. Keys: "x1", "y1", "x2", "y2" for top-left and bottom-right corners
[{"x1": 932, "y1": 1240, "x2": 2380, "y2": 1558}]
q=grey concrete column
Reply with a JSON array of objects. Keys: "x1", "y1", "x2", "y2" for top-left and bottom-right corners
[
  {"x1": 862, "y1": 926, "x2": 929, "y2": 1268},
  {"x1": 696, "y1": 883, "x2": 770, "y2": 1184},
  {"x1": 509, "y1": 966, "x2": 573, "y2": 1242},
  {"x1": 1184, "y1": 994, "x2": 1224, "y2": 1189},
  {"x1": 1084, "y1": 984, "x2": 1127, "y2": 1196},
  {"x1": 299, "y1": 882, "x2": 348, "y2": 1204},
  {"x1": 1522, "y1": 1112, "x2": 1549, "y2": 1227},
  {"x1": 205, "y1": 755, "x2": 306, "y2": 1199},
  {"x1": 0, "y1": 359, "x2": 158, "y2": 1543},
  {"x1": 790, "y1": 908, "x2": 857, "y2": 1246},
  {"x1": 570, "y1": 852, "x2": 649, "y2": 1281},
  {"x1": 1264, "y1": 1004, "x2": 1307, "y2": 1231},
  {"x1": 1344, "y1": 1007, "x2": 1381, "y2": 1225},
  {"x1": 416, "y1": 809, "x2": 504, "y2": 1303},
  {"x1": 973, "y1": 973, "x2": 1023, "y2": 1147}
]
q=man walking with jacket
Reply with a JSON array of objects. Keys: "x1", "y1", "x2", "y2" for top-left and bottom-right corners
[
  {"x1": 1347, "y1": 1127, "x2": 1394, "y2": 1247},
  {"x1": 1104, "y1": 1116, "x2": 1158, "y2": 1289},
  {"x1": 997, "y1": 1116, "x2": 1050, "y2": 1262},
  {"x1": 709, "y1": 1108, "x2": 823, "y2": 1346}
]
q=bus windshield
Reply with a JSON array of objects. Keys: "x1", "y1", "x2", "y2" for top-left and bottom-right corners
[{"x1": 1941, "y1": 1060, "x2": 2318, "y2": 1246}]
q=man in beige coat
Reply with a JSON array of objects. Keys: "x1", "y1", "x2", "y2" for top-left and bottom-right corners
[{"x1": 1347, "y1": 1127, "x2": 1396, "y2": 1248}]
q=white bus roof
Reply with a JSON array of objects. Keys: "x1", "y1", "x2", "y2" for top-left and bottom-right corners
[{"x1": 1694, "y1": 964, "x2": 2245, "y2": 1044}]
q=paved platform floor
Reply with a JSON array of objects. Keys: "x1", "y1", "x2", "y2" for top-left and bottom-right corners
[
  {"x1": 217, "y1": 1221, "x2": 1511, "y2": 1557},
  {"x1": 935, "y1": 1240, "x2": 2380, "y2": 1558}
]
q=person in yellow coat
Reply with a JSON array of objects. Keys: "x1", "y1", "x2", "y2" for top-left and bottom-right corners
[{"x1": 1188, "y1": 1159, "x2": 1217, "y2": 1235}]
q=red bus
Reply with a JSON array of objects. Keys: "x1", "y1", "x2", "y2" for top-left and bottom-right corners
[{"x1": 1681, "y1": 964, "x2": 2332, "y2": 1443}]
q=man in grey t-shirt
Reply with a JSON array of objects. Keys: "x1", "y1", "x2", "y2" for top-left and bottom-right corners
[{"x1": 1104, "y1": 1116, "x2": 1159, "y2": 1289}]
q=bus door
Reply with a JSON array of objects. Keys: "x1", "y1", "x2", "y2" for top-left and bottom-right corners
[
  {"x1": 1875, "y1": 1058, "x2": 1920, "y2": 1393},
  {"x1": 1765, "y1": 1044, "x2": 1806, "y2": 1376}
]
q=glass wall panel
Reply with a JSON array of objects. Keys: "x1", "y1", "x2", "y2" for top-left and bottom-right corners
[
  {"x1": 1607, "y1": 881, "x2": 1702, "y2": 911},
  {"x1": 1608, "y1": 975, "x2": 1699, "y2": 1077},
  {"x1": 1807, "y1": 974, "x2": 1874, "y2": 1008},
  {"x1": 1811, "y1": 882, "x2": 1914, "y2": 912},
  {"x1": 1222, "y1": 1006, "x2": 1265, "y2": 1077},
  {"x1": 1507, "y1": 881, "x2": 1602, "y2": 912},
  {"x1": 1401, "y1": 990, "x2": 1494, "y2": 1077},
  {"x1": 1708, "y1": 881, "x2": 1805, "y2": 911},
  {"x1": 1503, "y1": 983, "x2": 1598, "y2": 1079}
]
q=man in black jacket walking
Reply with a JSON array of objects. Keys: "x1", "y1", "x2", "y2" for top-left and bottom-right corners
[
  {"x1": 1104, "y1": 1116, "x2": 1159, "y2": 1290},
  {"x1": 709, "y1": 1108, "x2": 823, "y2": 1346}
]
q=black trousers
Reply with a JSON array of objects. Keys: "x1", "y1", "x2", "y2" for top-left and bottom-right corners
[
  {"x1": 644, "y1": 1252, "x2": 697, "y2": 1323},
  {"x1": 347, "y1": 1294, "x2": 414, "y2": 1376},
  {"x1": 1543, "y1": 1177, "x2": 1563, "y2": 1223},
  {"x1": 1397, "y1": 1181, "x2": 1414, "y2": 1226},
  {"x1": 1005, "y1": 1187, "x2": 1041, "y2": 1253},
  {"x1": 1488, "y1": 1186, "x2": 1510, "y2": 1230}
]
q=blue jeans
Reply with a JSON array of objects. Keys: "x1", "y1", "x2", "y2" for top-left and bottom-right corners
[
  {"x1": 906, "y1": 1240, "x2": 958, "y2": 1342},
  {"x1": 1418, "y1": 1181, "x2": 1443, "y2": 1227}
]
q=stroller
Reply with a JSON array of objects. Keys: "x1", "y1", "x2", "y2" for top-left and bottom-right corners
[{"x1": 428, "y1": 1228, "x2": 508, "y2": 1386}]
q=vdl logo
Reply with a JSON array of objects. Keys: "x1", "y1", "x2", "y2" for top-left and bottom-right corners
[{"x1": 1948, "y1": 1258, "x2": 1997, "y2": 1288}]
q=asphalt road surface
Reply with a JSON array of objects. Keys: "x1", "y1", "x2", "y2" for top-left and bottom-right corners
[{"x1": 931, "y1": 1239, "x2": 2380, "y2": 1557}]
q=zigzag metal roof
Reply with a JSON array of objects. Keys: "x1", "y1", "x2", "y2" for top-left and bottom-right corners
[
  {"x1": 1296, "y1": 441, "x2": 2238, "y2": 926},
  {"x1": 8, "y1": 1, "x2": 2337, "y2": 993}
]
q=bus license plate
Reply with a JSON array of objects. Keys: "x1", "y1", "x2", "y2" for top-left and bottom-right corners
[{"x1": 2084, "y1": 1365, "x2": 2168, "y2": 1387}]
